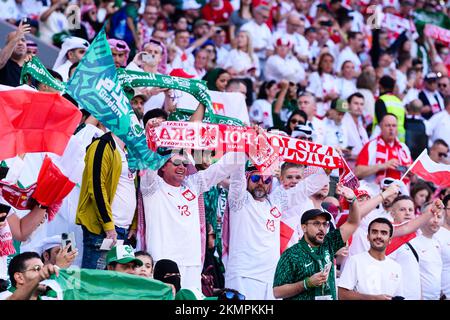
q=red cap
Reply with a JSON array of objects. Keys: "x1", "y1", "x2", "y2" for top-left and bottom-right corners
[
  {"x1": 275, "y1": 37, "x2": 292, "y2": 48},
  {"x1": 169, "y1": 68, "x2": 195, "y2": 79}
]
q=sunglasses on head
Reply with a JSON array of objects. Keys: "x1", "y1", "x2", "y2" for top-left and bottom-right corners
[
  {"x1": 250, "y1": 175, "x2": 273, "y2": 184},
  {"x1": 169, "y1": 158, "x2": 190, "y2": 167}
]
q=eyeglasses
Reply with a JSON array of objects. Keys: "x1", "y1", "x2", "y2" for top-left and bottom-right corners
[
  {"x1": 224, "y1": 291, "x2": 246, "y2": 300},
  {"x1": 438, "y1": 83, "x2": 448, "y2": 88},
  {"x1": 23, "y1": 265, "x2": 42, "y2": 273},
  {"x1": 290, "y1": 119, "x2": 302, "y2": 124},
  {"x1": 286, "y1": 175, "x2": 302, "y2": 180},
  {"x1": 306, "y1": 221, "x2": 330, "y2": 229},
  {"x1": 438, "y1": 152, "x2": 448, "y2": 158},
  {"x1": 249, "y1": 175, "x2": 273, "y2": 184},
  {"x1": 169, "y1": 159, "x2": 190, "y2": 167}
]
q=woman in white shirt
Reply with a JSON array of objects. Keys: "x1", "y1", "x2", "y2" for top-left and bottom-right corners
[
  {"x1": 223, "y1": 30, "x2": 260, "y2": 79},
  {"x1": 249, "y1": 80, "x2": 279, "y2": 128},
  {"x1": 306, "y1": 52, "x2": 339, "y2": 118},
  {"x1": 336, "y1": 60, "x2": 358, "y2": 100}
]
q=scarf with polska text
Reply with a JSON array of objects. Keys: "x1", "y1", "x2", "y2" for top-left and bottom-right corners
[{"x1": 375, "y1": 136, "x2": 411, "y2": 183}]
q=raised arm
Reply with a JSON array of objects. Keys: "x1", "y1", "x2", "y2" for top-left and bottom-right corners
[
  {"x1": 7, "y1": 205, "x2": 47, "y2": 242},
  {"x1": 283, "y1": 172, "x2": 330, "y2": 208},
  {"x1": 0, "y1": 23, "x2": 30, "y2": 70},
  {"x1": 227, "y1": 163, "x2": 248, "y2": 212},
  {"x1": 359, "y1": 184, "x2": 400, "y2": 219},
  {"x1": 337, "y1": 184, "x2": 360, "y2": 243}
]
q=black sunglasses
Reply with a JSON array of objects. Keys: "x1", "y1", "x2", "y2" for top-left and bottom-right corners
[{"x1": 438, "y1": 152, "x2": 448, "y2": 158}]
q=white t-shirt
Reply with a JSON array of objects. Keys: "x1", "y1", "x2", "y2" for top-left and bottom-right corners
[
  {"x1": 335, "y1": 77, "x2": 357, "y2": 100},
  {"x1": 336, "y1": 47, "x2": 361, "y2": 73},
  {"x1": 433, "y1": 227, "x2": 450, "y2": 298},
  {"x1": 388, "y1": 242, "x2": 422, "y2": 300},
  {"x1": 249, "y1": 99, "x2": 274, "y2": 128},
  {"x1": 171, "y1": 46, "x2": 195, "y2": 70},
  {"x1": 54, "y1": 60, "x2": 73, "y2": 82},
  {"x1": 426, "y1": 111, "x2": 450, "y2": 149},
  {"x1": 410, "y1": 235, "x2": 443, "y2": 300},
  {"x1": 222, "y1": 49, "x2": 260, "y2": 77},
  {"x1": 110, "y1": 140, "x2": 136, "y2": 229},
  {"x1": 306, "y1": 117, "x2": 326, "y2": 145},
  {"x1": 240, "y1": 20, "x2": 272, "y2": 60},
  {"x1": 39, "y1": 9, "x2": 69, "y2": 44},
  {"x1": 264, "y1": 54, "x2": 305, "y2": 84},
  {"x1": 338, "y1": 251, "x2": 403, "y2": 297},
  {"x1": 306, "y1": 72, "x2": 338, "y2": 118}
]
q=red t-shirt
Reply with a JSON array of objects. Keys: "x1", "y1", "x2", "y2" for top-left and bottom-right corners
[{"x1": 201, "y1": 1, "x2": 234, "y2": 24}]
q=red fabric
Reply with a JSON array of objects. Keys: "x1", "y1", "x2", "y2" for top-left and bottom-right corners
[
  {"x1": 201, "y1": 1, "x2": 234, "y2": 24},
  {"x1": 252, "y1": 0, "x2": 276, "y2": 30},
  {"x1": 410, "y1": 154, "x2": 450, "y2": 188},
  {"x1": 33, "y1": 156, "x2": 76, "y2": 207},
  {"x1": 386, "y1": 231, "x2": 416, "y2": 255},
  {"x1": 0, "y1": 90, "x2": 81, "y2": 161},
  {"x1": 169, "y1": 68, "x2": 195, "y2": 78},
  {"x1": 280, "y1": 221, "x2": 295, "y2": 254}
]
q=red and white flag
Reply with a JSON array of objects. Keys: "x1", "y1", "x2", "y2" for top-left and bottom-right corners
[
  {"x1": 339, "y1": 156, "x2": 360, "y2": 190},
  {"x1": 406, "y1": 149, "x2": 450, "y2": 188}
]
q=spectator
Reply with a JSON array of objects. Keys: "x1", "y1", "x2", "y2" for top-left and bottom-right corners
[
  {"x1": 37, "y1": 235, "x2": 77, "y2": 269},
  {"x1": 249, "y1": 80, "x2": 278, "y2": 128},
  {"x1": 410, "y1": 202, "x2": 445, "y2": 300},
  {"x1": 355, "y1": 68, "x2": 377, "y2": 126},
  {"x1": 139, "y1": 4, "x2": 158, "y2": 46},
  {"x1": 306, "y1": 52, "x2": 339, "y2": 118},
  {"x1": 202, "y1": 68, "x2": 230, "y2": 91},
  {"x1": 130, "y1": 89, "x2": 148, "y2": 122},
  {"x1": 0, "y1": 22, "x2": 30, "y2": 86},
  {"x1": 185, "y1": 48, "x2": 208, "y2": 79},
  {"x1": 426, "y1": 95, "x2": 450, "y2": 149},
  {"x1": 77, "y1": 4, "x2": 102, "y2": 42},
  {"x1": 336, "y1": 60, "x2": 357, "y2": 100},
  {"x1": 336, "y1": 31, "x2": 363, "y2": 74},
  {"x1": 52, "y1": 36, "x2": 89, "y2": 82},
  {"x1": 338, "y1": 218, "x2": 403, "y2": 300},
  {"x1": 356, "y1": 113, "x2": 412, "y2": 186},
  {"x1": 438, "y1": 76, "x2": 450, "y2": 97},
  {"x1": 264, "y1": 37, "x2": 305, "y2": 85},
  {"x1": 211, "y1": 27, "x2": 230, "y2": 67},
  {"x1": 153, "y1": 259, "x2": 181, "y2": 297},
  {"x1": 405, "y1": 99, "x2": 428, "y2": 160},
  {"x1": 39, "y1": 0, "x2": 69, "y2": 44},
  {"x1": 373, "y1": 76, "x2": 406, "y2": 142},
  {"x1": 410, "y1": 181, "x2": 433, "y2": 216},
  {"x1": 135, "y1": 251, "x2": 154, "y2": 278},
  {"x1": 428, "y1": 139, "x2": 449, "y2": 165},
  {"x1": 279, "y1": 162, "x2": 305, "y2": 189},
  {"x1": 298, "y1": 92, "x2": 326, "y2": 145},
  {"x1": 0, "y1": 252, "x2": 59, "y2": 300},
  {"x1": 76, "y1": 131, "x2": 137, "y2": 270},
  {"x1": 105, "y1": 245, "x2": 142, "y2": 275},
  {"x1": 283, "y1": 109, "x2": 307, "y2": 136},
  {"x1": 108, "y1": 38, "x2": 130, "y2": 68},
  {"x1": 171, "y1": 30, "x2": 195, "y2": 70},
  {"x1": 434, "y1": 194, "x2": 450, "y2": 300},
  {"x1": 273, "y1": 185, "x2": 360, "y2": 300},
  {"x1": 201, "y1": 0, "x2": 234, "y2": 28},
  {"x1": 419, "y1": 72, "x2": 446, "y2": 120},
  {"x1": 229, "y1": 0, "x2": 253, "y2": 41},
  {"x1": 223, "y1": 30, "x2": 260, "y2": 78},
  {"x1": 396, "y1": 53, "x2": 413, "y2": 98},
  {"x1": 226, "y1": 161, "x2": 330, "y2": 299},
  {"x1": 272, "y1": 80, "x2": 299, "y2": 131}
]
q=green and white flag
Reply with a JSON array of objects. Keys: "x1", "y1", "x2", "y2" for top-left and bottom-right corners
[
  {"x1": 65, "y1": 29, "x2": 167, "y2": 170},
  {"x1": 48, "y1": 268, "x2": 173, "y2": 300}
]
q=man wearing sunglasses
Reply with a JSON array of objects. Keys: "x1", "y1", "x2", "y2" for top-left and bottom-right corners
[
  {"x1": 141, "y1": 149, "x2": 245, "y2": 291},
  {"x1": 429, "y1": 139, "x2": 449, "y2": 165},
  {"x1": 1, "y1": 252, "x2": 59, "y2": 300},
  {"x1": 427, "y1": 95, "x2": 450, "y2": 155},
  {"x1": 224, "y1": 161, "x2": 330, "y2": 299}
]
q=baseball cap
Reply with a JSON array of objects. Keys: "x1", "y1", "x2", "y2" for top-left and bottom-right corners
[
  {"x1": 380, "y1": 178, "x2": 409, "y2": 195},
  {"x1": 106, "y1": 245, "x2": 143, "y2": 266},
  {"x1": 169, "y1": 68, "x2": 195, "y2": 79},
  {"x1": 291, "y1": 124, "x2": 313, "y2": 139},
  {"x1": 424, "y1": 72, "x2": 442, "y2": 82},
  {"x1": 301, "y1": 208, "x2": 332, "y2": 225},
  {"x1": 330, "y1": 99, "x2": 349, "y2": 113}
]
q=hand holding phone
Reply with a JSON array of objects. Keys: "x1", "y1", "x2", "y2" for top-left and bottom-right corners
[
  {"x1": 322, "y1": 262, "x2": 332, "y2": 279},
  {"x1": 61, "y1": 232, "x2": 76, "y2": 252}
]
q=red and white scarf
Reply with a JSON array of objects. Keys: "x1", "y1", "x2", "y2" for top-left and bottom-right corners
[
  {"x1": 375, "y1": 136, "x2": 411, "y2": 182},
  {"x1": 0, "y1": 221, "x2": 15, "y2": 257}
]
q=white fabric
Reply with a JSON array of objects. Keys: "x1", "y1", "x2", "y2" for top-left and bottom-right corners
[
  {"x1": 53, "y1": 36, "x2": 89, "y2": 75},
  {"x1": 215, "y1": 45, "x2": 230, "y2": 68},
  {"x1": 141, "y1": 152, "x2": 243, "y2": 269},
  {"x1": 0, "y1": 290, "x2": 12, "y2": 300},
  {"x1": 388, "y1": 242, "x2": 422, "y2": 300},
  {"x1": 336, "y1": 47, "x2": 361, "y2": 73},
  {"x1": 264, "y1": 54, "x2": 305, "y2": 84},
  {"x1": 110, "y1": 139, "x2": 136, "y2": 229},
  {"x1": 395, "y1": 70, "x2": 408, "y2": 95},
  {"x1": 0, "y1": 0, "x2": 19, "y2": 20},
  {"x1": 268, "y1": 31, "x2": 309, "y2": 58},
  {"x1": 410, "y1": 235, "x2": 443, "y2": 300},
  {"x1": 249, "y1": 99, "x2": 274, "y2": 128},
  {"x1": 433, "y1": 227, "x2": 450, "y2": 298},
  {"x1": 54, "y1": 60, "x2": 73, "y2": 83},
  {"x1": 240, "y1": 20, "x2": 272, "y2": 60},
  {"x1": 336, "y1": 78, "x2": 357, "y2": 100},
  {"x1": 357, "y1": 88, "x2": 376, "y2": 124},
  {"x1": 338, "y1": 251, "x2": 403, "y2": 297},
  {"x1": 426, "y1": 110, "x2": 450, "y2": 148},
  {"x1": 39, "y1": 9, "x2": 69, "y2": 44},
  {"x1": 306, "y1": 72, "x2": 338, "y2": 118},
  {"x1": 225, "y1": 276, "x2": 275, "y2": 300},
  {"x1": 178, "y1": 265, "x2": 202, "y2": 291},
  {"x1": 341, "y1": 112, "x2": 369, "y2": 157},
  {"x1": 171, "y1": 46, "x2": 195, "y2": 70},
  {"x1": 0, "y1": 256, "x2": 7, "y2": 280},
  {"x1": 306, "y1": 117, "x2": 326, "y2": 145},
  {"x1": 222, "y1": 49, "x2": 260, "y2": 78}
]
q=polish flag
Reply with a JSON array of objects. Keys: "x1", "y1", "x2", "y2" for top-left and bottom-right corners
[{"x1": 406, "y1": 149, "x2": 450, "y2": 188}]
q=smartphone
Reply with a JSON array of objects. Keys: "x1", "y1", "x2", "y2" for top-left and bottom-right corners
[
  {"x1": 0, "y1": 203, "x2": 11, "y2": 217},
  {"x1": 397, "y1": 165, "x2": 408, "y2": 173},
  {"x1": 322, "y1": 262, "x2": 332, "y2": 277},
  {"x1": 141, "y1": 53, "x2": 155, "y2": 64},
  {"x1": 61, "y1": 232, "x2": 76, "y2": 252}
]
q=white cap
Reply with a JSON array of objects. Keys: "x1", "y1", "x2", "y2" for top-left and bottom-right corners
[
  {"x1": 53, "y1": 37, "x2": 90, "y2": 70},
  {"x1": 33, "y1": 235, "x2": 62, "y2": 256}
]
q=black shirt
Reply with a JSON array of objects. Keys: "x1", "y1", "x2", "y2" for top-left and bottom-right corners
[{"x1": 0, "y1": 59, "x2": 22, "y2": 87}]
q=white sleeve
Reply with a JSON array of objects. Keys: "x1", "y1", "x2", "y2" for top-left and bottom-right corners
[
  {"x1": 306, "y1": 73, "x2": 320, "y2": 96},
  {"x1": 4, "y1": 156, "x2": 25, "y2": 184},
  {"x1": 249, "y1": 100, "x2": 264, "y2": 123},
  {"x1": 283, "y1": 173, "x2": 330, "y2": 209},
  {"x1": 140, "y1": 169, "x2": 160, "y2": 198},
  {"x1": 337, "y1": 255, "x2": 357, "y2": 290},
  {"x1": 189, "y1": 152, "x2": 246, "y2": 194},
  {"x1": 227, "y1": 164, "x2": 248, "y2": 212},
  {"x1": 253, "y1": 53, "x2": 261, "y2": 78}
]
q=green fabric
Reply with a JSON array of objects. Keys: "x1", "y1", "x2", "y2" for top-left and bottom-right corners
[
  {"x1": 271, "y1": 98, "x2": 298, "y2": 130},
  {"x1": 125, "y1": 4, "x2": 138, "y2": 19},
  {"x1": 202, "y1": 68, "x2": 227, "y2": 91},
  {"x1": 273, "y1": 228, "x2": 344, "y2": 300},
  {"x1": 51, "y1": 269, "x2": 173, "y2": 300},
  {"x1": 168, "y1": 108, "x2": 244, "y2": 126},
  {"x1": 203, "y1": 186, "x2": 228, "y2": 257},
  {"x1": 414, "y1": 9, "x2": 450, "y2": 36}
]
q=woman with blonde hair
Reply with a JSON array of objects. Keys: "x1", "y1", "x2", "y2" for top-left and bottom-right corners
[{"x1": 223, "y1": 30, "x2": 260, "y2": 79}]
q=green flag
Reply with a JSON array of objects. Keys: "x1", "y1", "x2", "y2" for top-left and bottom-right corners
[
  {"x1": 65, "y1": 29, "x2": 167, "y2": 170},
  {"x1": 50, "y1": 269, "x2": 173, "y2": 300},
  {"x1": 414, "y1": 9, "x2": 450, "y2": 35}
]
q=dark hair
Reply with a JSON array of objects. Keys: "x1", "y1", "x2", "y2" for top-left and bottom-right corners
[
  {"x1": 135, "y1": 251, "x2": 154, "y2": 266},
  {"x1": 69, "y1": 61, "x2": 79, "y2": 77},
  {"x1": 432, "y1": 138, "x2": 449, "y2": 149},
  {"x1": 347, "y1": 31, "x2": 362, "y2": 40},
  {"x1": 305, "y1": 27, "x2": 316, "y2": 35},
  {"x1": 257, "y1": 80, "x2": 277, "y2": 100},
  {"x1": 356, "y1": 70, "x2": 377, "y2": 91},
  {"x1": 143, "y1": 108, "x2": 168, "y2": 127},
  {"x1": 8, "y1": 252, "x2": 41, "y2": 287},
  {"x1": 397, "y1": 52, "x2": 412, "y2": 68},
  {"x1": 317, "y1": 52, "x2": 334, "y2": 75},
  {"x1": 379, "y1": 112, "x2": 397, "y2": 123},
  {"x1": 368, "y1": 217, "x2": 394, "y2": 237},
  {"x1": 285, "y1": 110, "x2": 307, "y2": 135},
  {"x1": 347, "y1": 92, "x2": 364, "y2": 104},
  {"x1": 392, "y1": 195, "x2": 414, "y2": 206},
  {"x1": 225, "y1": 78, "x2": 245, "y2": 91},
  {"x1": 410, "y1": 182, "x2": 433, "y2": 205},
  {"x1": 175, "y1": 29, "x2": 190, "y2": 37},
  {"x1": 443, "y1": 194, "x2": 450, "y2": 208}
]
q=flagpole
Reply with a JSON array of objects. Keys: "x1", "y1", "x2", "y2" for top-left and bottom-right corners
[{"x1": 400, "y1": 149, "x2": 426, "y2": 181}]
